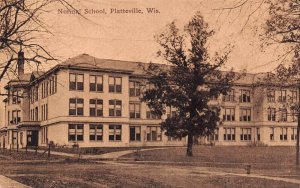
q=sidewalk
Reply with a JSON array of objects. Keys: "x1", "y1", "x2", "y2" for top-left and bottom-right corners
[
  {"x1": 0, "y1": 175, "x2": 31, "y2": 188},
  {"x1": 83, "y1": 147, "x2": 166, "y2": 159},
  {"x1": 21, "y1": 147, "x2": 170, "y2": 160}
]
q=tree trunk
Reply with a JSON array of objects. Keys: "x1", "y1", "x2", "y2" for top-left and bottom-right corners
[{"x1": 186, "y1": 133, "x2": 193, "y2": 157}]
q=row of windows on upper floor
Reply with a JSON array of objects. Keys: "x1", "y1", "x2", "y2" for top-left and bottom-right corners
[
  {"x1": 27, "y1": 99, "x2": 168, "y2": 122},
  {"x1": 266, "y1": 89, "x2": 298, "y2": 103},
  {"x1": 212, "y1": 89, "x2": 298, "y2": 103},
  {"x1": 9, "y1": 101, "x2": 297, "y2": 125},
  {"x1": 9, "y1": 73, "x2": 299, "y2": 106},
  {"x1": 27, "y1": 74, "x2": 148, "y2": 103},
  {"x1": 68, "y1": 73, "x2": 150, "y2": 96},
  {"x1": 223, "y1": 107, "x2": 298, "y2": 122},
  {"x1": 30, "y1": 75, "x2": 58, "y2": 103}
]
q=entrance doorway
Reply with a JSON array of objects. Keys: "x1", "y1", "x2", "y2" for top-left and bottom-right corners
[{"x1": 27, "y1": 130, "x2": 38, "y2": 146}]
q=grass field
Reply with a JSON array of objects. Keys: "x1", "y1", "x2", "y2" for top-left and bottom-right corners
[
  {"x1": 1, "y1": 146, "x2": 300, "y2": 187},
  {"x1": 123, "y1": 145, "x2": 300, "y2": 176},
  {"x1": 2, "y1": 160, "x2": 300, "y2": 188},
  {"x1": 123, "y1": 145, "x2": 296, "y2": 165}
]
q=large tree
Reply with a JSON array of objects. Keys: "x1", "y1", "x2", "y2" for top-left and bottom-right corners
[
  {"x1": 0, "y1": 0, "x2": 76, "y2": 82},
  {"x1": 264, "y1": 0, "x2": 300, "y2": 165},
  {"x1": 142, "y1": 12, "x2": 237, "y2": 156}
]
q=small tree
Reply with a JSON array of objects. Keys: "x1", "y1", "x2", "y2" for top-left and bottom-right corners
[{"x1": 142, "y1": 12, "x2": 237, "y2": 157}]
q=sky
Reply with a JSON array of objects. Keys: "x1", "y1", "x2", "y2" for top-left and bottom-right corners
[
  {"x1": 0, "y1": 0, "x2": 290, "y2": 126},
  {"x1": 36, "y1": 0, "x2": 283, "y2": 73}
]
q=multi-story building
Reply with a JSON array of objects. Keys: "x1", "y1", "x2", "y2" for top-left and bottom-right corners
[{"x1": 0, "y1": 53, "x2": 298, "y2": 149}]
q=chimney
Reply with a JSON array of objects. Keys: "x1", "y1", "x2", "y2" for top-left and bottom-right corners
[{"x1": 17, "y1": 51, "x2": 24, "y2": 76}]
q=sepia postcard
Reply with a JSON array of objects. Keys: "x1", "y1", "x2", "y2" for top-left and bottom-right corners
[{"x1": 0, "y1": 0, "x2": 299, "y2": 187}]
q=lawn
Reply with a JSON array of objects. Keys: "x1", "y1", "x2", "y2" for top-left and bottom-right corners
[
  {"x1": 123, "y1": 145, "x2": 296, "y2": 165},
  {"x1": 123, "y1": 145, "x2": 300, "y2": 175},
  {"x1": 0, "y1": 149, "x2": 65, "y2": 161},
  {"x1": 1, "y1": 160, "x2": 299, "y2": 188},
  {"x1": 1, "y1": 146, "x2": 300, "y2": 187}
]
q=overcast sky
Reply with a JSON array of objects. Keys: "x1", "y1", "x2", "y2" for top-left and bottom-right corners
[{"x1": 36, "y1": 0, "x2": 284, "y2": 73}]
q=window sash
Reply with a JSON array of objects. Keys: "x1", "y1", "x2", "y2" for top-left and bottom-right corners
[
  {"x1": 70, "y1": 73, "x2": 84, "y2": 91},
  {"x1": 109, "y1": 125, "x2": 122, "y2": 141},
  {"x1": 68, "y1": 124, "x2": 84, "y2": 141}
]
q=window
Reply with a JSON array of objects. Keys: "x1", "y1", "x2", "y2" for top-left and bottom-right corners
[
  {"x1": 223, "y1": 108, "x2": 235, "y2": 121},
  {"x1": 166, "y1": 106, "x2": 177, "y2": 118},
  {"x1": 223, "y1": 89, "x2": 235, "y2": 102},
  {"x1": 45, "y1": 81, "x2": 49, "y2": 97},
  {"x1": 240, "y1": 90, "x2": 251, "y2": 103},
  {"x1": 146, "y1": 82, "x2": 155, "y2": 91},
  {"x1": 89, "y1": 124, "x2": 103, "y2": 141},
  {"x1": 223, "y1": 128, "x2": 235, "y2": 141},
  {"x1": 270, "y1": 127, "x2": 275, "y2": 141},
  {"x1": 12, "y1": 90, "x2": 21, "y2": 104},
  {"x1": 11, "y1": 110, "x2": 21, "y2": 124},
  {"x1": 210, "y1": 95, "x2": 218, "y2": 101},
  {"x1": 42, "y1": 107, "x2": 48, "y2": 123},
  {"x1": 68, "y1": 124, "x2": 83, "y2": 141},
  {"x1": 109, "y1": 125, "x2": 122, "y2": 141},
  {"x1": 267, "y1": 89, "x2": 275, "y2": 102},
  {"x1": 20, "y1": 132, "x2": 23, "y2": 145},
  {"x1": 47, "y1": 75, "x2": 57, "y2": 95},
  {"x1": 267, "y1": 108, "x2": 276, "y2": 121},
  {"x1": 146, "y1": 126, "x2": 162, "y2": 141},
  {"x1": 89, "y1": 99, "x2": 103, "y2": 116},
  {"x1": 146, "y1": 111, "x2": 161, "y2": 119},
  {"x1": 30, "y1": 88, "x2": 34, "y2": 103},
  {"x1": 129, "y1": 81, "x2": 140, "y2": 97},
  {"x1": 130, "y1": 126, "x2": 141, "y2": 141},
  {"x1": 41, "y1": 83, "x2": 44, "y2": 98},
  {"x1": 207, "y1": 129, "x2": 219, "y2": 141},
  {"x1": 240, "y1": 128, "x2": 251, "y2": 141},
  {"x1": 41, "y1": 104, "x2": 48, "y2": 121},
  {"x1": 240, "y1": 108, "x2": 251, "y2": 121},
  {"x1": 280, "y1": 127, "x2": 288, "y2": 141},
  {"x1": 168, "y1": 136, "x2": 182, "y2": 141},
  {"x1": 90, "y1": 75, "x2": 103, "y2": 92},
  {"x1": 292, "y1": 128, "x2": 298, "y2": 141},
  {"x1": 109, "y1": 100, "x2": 122, "y2": 117},
  {"x1": 109, "y1": 77, "x2": 122, "y2": 93},
  {"x1": 7, "y1": 111, "x2": 10, "y2": 125},
  {"x1": 278, "y1": 90, "x2": 287, "y2": 102},
  {"x1": 34, "y1": 86, "x2": 38, "y2": 101},
  {"x1": 291, "y1": 90, "x2": 297, "y2": 103},
  {"x1": 49, "y1": 78, "x2": 52, "y2": 96},
  {"x1": 279, "y1": 108, "x2": 287, "y2": 122},
  {"x1": 69, "y1": 98, "x2": 84, "y2": 116},
  {"x1": 257, "y1": 128, "x2": 260, "y2": 141},
  {"x1": 129, "y1": 103, "x2": 141, "y2": 118},
  {"x1": 69, "y1": 73, "x2": 84, "y2": 91},
  {"x1": 292, "y1": 109, "x2": 298, "y2": 122},
  {"x1": 35, "y1": 107, "x2": 39, "y2": 121},
  {"x1": 42, "y1": 126, "x2": 48, "y2": 144},
  {"x1": 53, "y1": 75, "x2": 57, "y2": 94}
]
